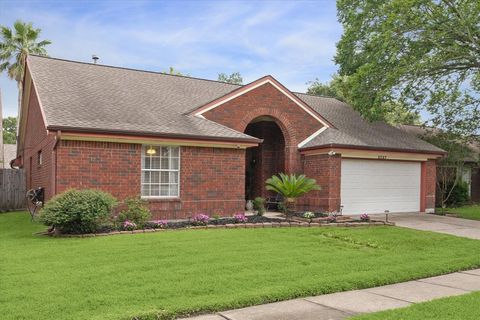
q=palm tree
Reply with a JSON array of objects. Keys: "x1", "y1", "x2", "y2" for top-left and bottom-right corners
[
  {"x1": 266, "y1": 173, "x2": 321, "y2": 219},
  {"x1": 0, "y1": 20, "x2": 51, "y2": 126}
]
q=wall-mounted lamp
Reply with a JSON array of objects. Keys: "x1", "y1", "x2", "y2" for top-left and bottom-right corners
[{"x1": 146, "y1": 146, "x2": 156, "y2": 155}]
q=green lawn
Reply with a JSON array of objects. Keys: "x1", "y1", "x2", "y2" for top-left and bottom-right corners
[
  {"x1": 353, "y1": 291, "x2": 480, "y2": 320},
  {"x1": 437, "y1": 204, "x2": 480, "y2": 220},
  {"x1": 1, "y1": 212, "x2": 480, "y2": 320}
]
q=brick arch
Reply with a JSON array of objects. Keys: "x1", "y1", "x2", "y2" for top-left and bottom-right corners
[
  {"x1": 201, "y1": 82, "x2": 324, "y2": 172},
  {"x1": 239, "y1": 108, "x2": 296, "y2": 148}
]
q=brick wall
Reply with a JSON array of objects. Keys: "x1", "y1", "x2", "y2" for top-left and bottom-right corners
[
  {"x1": 22, "y1": 84, "x2": 56, "y2": 200},
  {"x1": 298, "y1": 153, "x2": 341, "y2": 212},
  {"x1": 56, "y1": 140, "x2": 245, "y2": 219},
  {"x1": 424, "y1": 159, "x2": 437, "y2": 212},
  {"x1": 203, "y1": 82, "x2": 323, "y2": 173}
]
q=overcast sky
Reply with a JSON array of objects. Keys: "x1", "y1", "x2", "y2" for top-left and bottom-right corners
[{"x1": 0, "y1": 0, "x2": 341, "y2": 118}]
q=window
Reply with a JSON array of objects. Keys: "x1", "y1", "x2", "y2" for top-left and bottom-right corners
[
  {"x1": 141, "y1": 146, "x2": 180, "y2": 198},
  {"x1": 37, "y1": 150, "x2": 42, "y2": 166}
]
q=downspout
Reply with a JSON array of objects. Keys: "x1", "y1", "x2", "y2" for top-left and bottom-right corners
[{"x1": 52, "y1": 130, "x2": 61, "y2": 195}]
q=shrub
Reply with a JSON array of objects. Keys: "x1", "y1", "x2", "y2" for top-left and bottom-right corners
[
  {"x1": 253, "y1": 197, "x2": 266, "y2": 216},
  {"x1": 303, "y1": 211, "x2": 315, "y2": 222},
  {"x1": 234, "y1": 213, "x2": 248, "y2": 223},
  {"x1": 117, "y1": 197, "x2": 152, "y2": 228},
  {"x1": 39, "y1": 189, "x2": 118, "y2": 234},
  {"x1": 192, "y1": 213, "x2": 210, "y2": 225},
  {"x1": 445, "y1": 181, "x2": 470, "y2": 207}
]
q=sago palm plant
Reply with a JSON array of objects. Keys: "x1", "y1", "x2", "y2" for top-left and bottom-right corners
[{"x1": 266, "y1": 173, "x2": 320, "y2": 218}]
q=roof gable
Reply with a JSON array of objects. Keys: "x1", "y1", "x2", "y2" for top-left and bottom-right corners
[{"x1": 190, "y1": 75, "x2": 334, "y2": 128}]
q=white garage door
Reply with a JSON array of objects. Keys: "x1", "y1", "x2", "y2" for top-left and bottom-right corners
[{"x1": 341, "y1": 159, "x2": 421, "y2": 214}]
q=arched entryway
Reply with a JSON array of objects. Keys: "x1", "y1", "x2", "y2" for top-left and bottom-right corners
[{"x1": 245, "y1": 116, "x2": 286, "y2": 200}]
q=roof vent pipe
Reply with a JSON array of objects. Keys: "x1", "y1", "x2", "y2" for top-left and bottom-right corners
[{"x1": 92, "y1": 54, "x2": 99, "y2": 64}]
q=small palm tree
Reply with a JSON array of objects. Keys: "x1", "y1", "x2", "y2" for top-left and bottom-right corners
[
  {"x1": 266, "y1": 173, "x2": 320, "y2": 219},
  {"x1": 0, "y1": 20, "x2": 51, "y2": 121}
]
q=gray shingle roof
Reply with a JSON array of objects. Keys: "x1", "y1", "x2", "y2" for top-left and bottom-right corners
[
  {"x1": 27, "y1": 55, "x2": 254, "y2": 142},
  {"x1": 27, "y1": 55, "x2": 443, "y2": 153},
  {"x1": 296, "y1": 94, "x2": 445, "y2": 153}
]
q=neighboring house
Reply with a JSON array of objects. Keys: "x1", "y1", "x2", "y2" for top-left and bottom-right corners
[
  {"x1": 399, "y1": 124, "x2": 480, "y2": 203},
  {"x1": 1, "y1": 144, "x2": 16, "y2": 169},
  {"x1": 14, "y1": 55, "x2": 445, "y2": 219}
]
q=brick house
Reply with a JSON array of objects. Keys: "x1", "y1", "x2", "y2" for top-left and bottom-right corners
[{"x1": 14, "y1": 55, "x2": 445, "y2": 219}]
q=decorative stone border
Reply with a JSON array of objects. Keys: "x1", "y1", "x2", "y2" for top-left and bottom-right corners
[{"x1": 48, "y1": 220, "x2": 395, "y2": 238}]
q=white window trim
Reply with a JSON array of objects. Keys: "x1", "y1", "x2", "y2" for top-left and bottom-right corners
[{"x1": 140, "y1": 145, "x2": 181, "y2": 199}]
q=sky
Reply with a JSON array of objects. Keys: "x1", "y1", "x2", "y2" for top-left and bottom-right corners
[{"x1": 0, "y1": 0, "x2": 342, "y2": 118}]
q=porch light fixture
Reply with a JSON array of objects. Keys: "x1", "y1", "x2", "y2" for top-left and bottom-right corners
[{"x1": 146, "y1": 146, "x2": 156, "y2": 155}]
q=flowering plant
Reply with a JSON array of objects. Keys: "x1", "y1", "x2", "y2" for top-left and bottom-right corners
[
  {"x1": 360, "y1": 213, "x2": 370, "y2": 221},
  {"x1": 303, "y1": 211, "x2": 315, "y2": 222},
  {"x1": 151, "y1": 220, "x2": 168, "y2": 229},
  {"x1": 122, "y1": 220, "x2": 137, "y2": 231},
  {"x1": 234, "y1": 213, "x2": 248, "y2": 223},
  {"x1": 192, "y1": 213, "x2": 210, "y2": 225}
]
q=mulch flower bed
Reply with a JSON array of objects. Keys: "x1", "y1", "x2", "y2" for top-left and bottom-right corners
[{"x1": 45, "y1": 215, "x2": 394, "y2": 238}]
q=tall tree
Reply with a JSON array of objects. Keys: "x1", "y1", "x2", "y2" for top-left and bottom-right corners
[
  {"x1": 218, "y1": 72, "x2": 243, "y2": 85},
  {"x1": 335, "y1": 0, "x2": 479, "y2": 136},
  {"x1": 163, "y1": 67, "x2": 186, "y2": 76},
  {"x1": 0, "y1": 20, "x2": 51, "y2": 125},
  {"x1": 3, "y1": 116, "x2": 17, "y2": 144},
  {"x1": 307, "y1": 75, "x2": 421, "y2": 125}
]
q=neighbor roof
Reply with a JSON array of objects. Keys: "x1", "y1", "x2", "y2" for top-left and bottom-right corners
[{"x1": 26, "y1": 55, "x2": 443, "y2": 153}]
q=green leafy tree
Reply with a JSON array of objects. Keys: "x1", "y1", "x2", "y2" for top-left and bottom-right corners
[
  {"x1": 307, "y1": 75, "x2": 421, "y2": 125},
  {"x1": 2, "y1": 116, "x2": 16, "y2": 144},
  {"x1": 265, "y1": 173, "x2": 320, "y2": 219},
  {"x1": 0, "y1": 20, "x2": 51, "y2": 121},
  {"x1": 335, "y1": 0, "x2": 480, "y2": 136},
  {"x1": 162, "y1": 67, "x2": 187, "y2": 76},
  {"x1": 422, "y1": 131, "x2": 475, "y2": 209},
  {"x1": 218, "y1": 72, "x2": 243, "y2": 85}
]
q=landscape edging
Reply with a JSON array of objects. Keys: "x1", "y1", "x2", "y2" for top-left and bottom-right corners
[{"x1": 49, "y1": 220, "x2": 395, "y2": 238}]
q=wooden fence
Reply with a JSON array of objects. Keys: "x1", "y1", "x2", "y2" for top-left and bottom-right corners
[{"x1": 0, "y1": 169, "x2": 26, "y2": 211}]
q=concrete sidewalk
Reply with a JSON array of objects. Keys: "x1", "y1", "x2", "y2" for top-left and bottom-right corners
[{"x1": 182, "y1": 269, "x2": 480, "y2": 320}]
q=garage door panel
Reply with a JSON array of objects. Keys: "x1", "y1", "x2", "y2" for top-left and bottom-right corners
[{"x1": 341, "y1": 159, "x2": 421, "y2": 214}]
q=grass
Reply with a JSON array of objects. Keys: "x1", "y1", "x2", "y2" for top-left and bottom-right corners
[
  {"x1": 437, "y1": 204, "x2": 480, "y2": 220},
  {"x1": 353, "y1": 291, "x2": 480, "y2": 320},
  {"x1": 1, "y1": 212, "x2": 480, "y2": 320}
]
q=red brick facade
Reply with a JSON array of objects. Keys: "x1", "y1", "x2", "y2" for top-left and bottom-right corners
[
  {"x1": 203, "y1": 82, "x2": 324, "y2": 173},
  {"x1": 299, "y1": 154, "x2": 341, "y2": 212},
  {"x1": 22, "y1": 85, "x2": 56, "y2": 200},
  {"x1": 20, "y1": 77, "x2": 439, "y2": 218},
  {"x1": 55, "y1": 140, "x2": 245, "y2": 219}
]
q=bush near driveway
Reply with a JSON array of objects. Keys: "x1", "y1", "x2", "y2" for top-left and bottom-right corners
[{"x1": 1, "y1": 212, "x2": 479, "y2": 320}]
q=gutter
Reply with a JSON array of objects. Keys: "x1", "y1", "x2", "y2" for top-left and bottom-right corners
[
  {"x1": 46, "y1": 126, "x2": 262, "y2": 145},
  {"x1": 299, "y1": 143, "x2": 447, "y2": 156}
]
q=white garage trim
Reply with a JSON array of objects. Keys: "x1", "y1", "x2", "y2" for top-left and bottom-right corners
[{"x1": 341, "y1": 159, "x2": 421, "y2": 215}]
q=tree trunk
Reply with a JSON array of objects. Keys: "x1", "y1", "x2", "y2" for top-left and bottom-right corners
[{"x1": 16, "y1": 82, "x2": 22, "y2": 139}]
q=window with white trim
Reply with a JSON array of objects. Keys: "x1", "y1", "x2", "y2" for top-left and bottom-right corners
[{"x1": 141, "y1": 146, "x2": 180, "y2": 197}]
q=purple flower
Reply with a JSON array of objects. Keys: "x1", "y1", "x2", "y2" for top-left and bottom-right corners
[
  {"x1": 123, "y1": 220, "x2": 137, "y2": 230},
  {"x1": 360, "y1": 213, "x2": 370, "y2": 221},
  {"x1": 234, "y1": 213, "x2": 248, "y2": 223},
  {"x1": 192, "y1": 213, "x2": 210, "y2": 225},
  {"x1": 151, "y1": 220, "x2": 168, "y2": 228}
]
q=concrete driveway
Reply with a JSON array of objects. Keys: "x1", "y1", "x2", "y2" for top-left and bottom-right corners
[{"x1": 373, "y1": 212, "x2": 480, "y2": 240}]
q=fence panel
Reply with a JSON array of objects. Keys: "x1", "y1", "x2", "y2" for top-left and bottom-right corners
[{"x1": 0, "y1": 169, "x2": 26, "y2": 211}]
